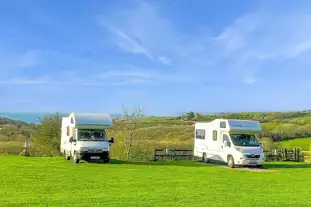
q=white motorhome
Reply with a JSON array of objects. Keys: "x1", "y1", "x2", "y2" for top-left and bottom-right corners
[
  {"x1": 60, "y1": 113, "x2": 115, "y2": 164},
  {"x1": 194, "y1": 119, "x2": 265, "y2": 168}
]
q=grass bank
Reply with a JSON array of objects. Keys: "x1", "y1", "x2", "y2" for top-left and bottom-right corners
[{"x1": 1, "y1": 156, "x2": 311, "y2": 207}]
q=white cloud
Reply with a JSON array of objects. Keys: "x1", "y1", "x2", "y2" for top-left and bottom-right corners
[
  {"x1": 0, "y1": 69, "x2": 185, "y2": 87},
  {"x1": 98, "y1": 1, "x2": 180, "y2": 66},
  {"x1": 98, "y1": 69, "x2": 188, "y2": 84},
  {"x1": 4, "y1": 1, "x2": 311, "y2": 88},
  {"x1": 0, "y1": 77, "x2": 123, "y2": 87},
  {"x1": 0, "y1": 78, "x2": 49, "y2": 85},
  {"x1": 214, "y1": 11, "x2": 311, "y2": 84},
  {"x1": 101, "y1": 2, "x2": 311, "y2": 84},
  {"x1": 99, "y1": 71, "x2": 152, "y2": 79},
  {"x1": 243, "y1": 77, "x2": 257, "y2": 84},
  {"x1": 115, "y1": 30, "x2": 153, "y2": 60},
  {"x1": 158, "y1": 56, "x2": 171, "y2": 65}
]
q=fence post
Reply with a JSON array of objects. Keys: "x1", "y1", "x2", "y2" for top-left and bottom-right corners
[
  {"x1": 297, "y1": 148, "x2": 300, "y2": 162},
  {"x1": 281, "y1": 148, "x2": 285, "y2": 161}
]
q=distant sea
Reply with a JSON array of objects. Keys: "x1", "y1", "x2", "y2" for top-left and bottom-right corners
[{"x1": 0, "y1": 112, "x2": 123, "y2": 124}]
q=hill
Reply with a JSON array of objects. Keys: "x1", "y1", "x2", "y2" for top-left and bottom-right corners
[
  {"x1": 1, "y1": 109, "x2": 311, "y2": 158},
  {"x1": 279, "y1": 138, "x2": 311, "y2": 151}
]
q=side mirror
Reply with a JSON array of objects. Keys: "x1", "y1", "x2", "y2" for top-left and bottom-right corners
[
  {"x1": 224, "y1": 140, "x2": 228, "y2": 147},
  {"x1": 109, "y1": 137, "x2": 114, "y2": 144},
  {"x1": 227, "y1": 141, "x2": 231, "y2": 148},
  {"x1": 69, "y1": 137, "x2": 75, "y2": 143}
]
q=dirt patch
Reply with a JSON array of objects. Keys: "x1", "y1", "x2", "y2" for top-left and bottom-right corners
[{"x1": 233, "y1": 167, "x2": 277, "y2": 172}]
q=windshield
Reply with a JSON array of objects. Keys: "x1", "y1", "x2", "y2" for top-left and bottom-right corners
[
  {"x1": 230, "y1": 134, "x2": 259, "y2": 147},
  {"x1": 78, "y1": 129, "x2": 107, "y2": 141}
]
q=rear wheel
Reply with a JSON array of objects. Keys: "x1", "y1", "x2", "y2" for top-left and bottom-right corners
[
  {"x1": 202, "y1": 153, "x2": 207, "y2": 162},
  {"x1": 227, "y1": 156, "x2": 235, "y2": 168},
  {"x1": 65, "y1": 151, "x2": 70, "y2": 160}
]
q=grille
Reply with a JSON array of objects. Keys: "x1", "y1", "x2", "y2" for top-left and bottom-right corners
[
  {"x1": 88, "y1": 149, "x2": 102, "y2": 153},
  {"x1": 245, "y1": 154, "x2": 260, "y2": 158}
]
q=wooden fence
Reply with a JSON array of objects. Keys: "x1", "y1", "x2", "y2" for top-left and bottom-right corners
[
  {"x1": 303, "y1": 144, "x2": 311, "y2": 163},
  {"x1": 263, "y1": 148, "x2": 303, "y2": 162},
  {"x1": 154, "y1": 149, "x2": 193, "y2": 161},
  {"x1": 154, "y1": 148, "x2": 309, "y2": 162}
]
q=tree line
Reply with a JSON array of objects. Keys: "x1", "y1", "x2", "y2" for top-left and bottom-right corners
[{"x1": 1, "y1": 108, "x2": 311, "y2": 159}]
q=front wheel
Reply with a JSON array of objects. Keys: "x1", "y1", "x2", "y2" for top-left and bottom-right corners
[
  {"x1": 102, "y1": 157, "x2": 110, "y2": 164},
  {"x1": 73, "y1": 153, "x2": 80, "y2": 164},
  {"x1": 227, "y1": 156, "x2": 235, "y2": 168}
]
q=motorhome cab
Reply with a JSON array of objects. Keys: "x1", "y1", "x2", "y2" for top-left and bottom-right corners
[
  {"x1": 194, "y1": 119, "x2": 265, "y2": 168},
  {"x1": 60, "y1": 113, "x2": 115, "y2": 164}
]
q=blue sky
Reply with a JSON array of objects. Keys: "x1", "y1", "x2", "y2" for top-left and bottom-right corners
[{"x1": 1, "y1": 0, "x2": 311, "y2": 115}]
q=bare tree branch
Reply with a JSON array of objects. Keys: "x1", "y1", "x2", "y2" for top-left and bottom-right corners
[{"x1": 117, "y1": 105, "x2": 146, "y2": 160}]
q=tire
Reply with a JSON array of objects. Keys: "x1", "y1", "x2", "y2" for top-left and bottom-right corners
[
  {"x1": 202, "y1": 153, "x2": 207, "y2": 162},
  {"x1": 102, "y1": 157, "x2": 110, "y2": 164},
  {"x1": 64, "y1": 151, "x2": 70, "y2": 160},
  {"x1": 73, "y1": 153, "x2": 80, "y2": 164},
  {"x1": 65, "y1": 154, "x2": 70, "y2": 160},
  {"x1": 227, "y1": 156, "x2": 235, "y2": 168}
]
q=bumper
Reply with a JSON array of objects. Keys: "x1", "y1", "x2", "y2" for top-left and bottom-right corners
[
  {"x1": 235, "y1": 158, "x2": 265, "y2": 166},
  {"x1": 78, "y1": 151, "x2": 110, "y2": 161}
]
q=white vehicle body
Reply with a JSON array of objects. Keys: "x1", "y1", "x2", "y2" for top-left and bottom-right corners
[
  {"x1": 60, "y1": 112, "x2": 114, "y2": 163},
  {"x1": 193, "y1": 119, "x2": 265, "y2": 167}
]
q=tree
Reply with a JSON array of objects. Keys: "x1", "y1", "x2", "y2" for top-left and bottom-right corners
[
  {"x1": 115, "y1": 105, "x2": 146, "y2": 160},
  {"x1": 31, "y1": 113, "x2": 62, "y2": 155},
  {"x1": 194, "y1": 112, "x2": 203, "y2": 121},
  {"x1": 185, "y1": 112, "x2": 195, "y2": 120}
]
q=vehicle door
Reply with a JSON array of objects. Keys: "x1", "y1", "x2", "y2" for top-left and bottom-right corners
[
  {"x1": 194, "y1": 128, "x2": 207, "y2": 158},
  {"x1": 64, "y1": 126, "x2": 72, "y2": 155},
  {"x1": 220, "y1": 132, "x2": 231, "y2": 162},
  {"x1": 70, "y1": 128, "x2": 78, "y2": 156}
]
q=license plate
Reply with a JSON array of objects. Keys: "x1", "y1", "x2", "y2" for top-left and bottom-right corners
[
  {"x1": 249, "y1": 159, "x2": 258, "y2": 164},
  {"x1": 90, "y1": 156, "x2": 100, "y2": 160}
]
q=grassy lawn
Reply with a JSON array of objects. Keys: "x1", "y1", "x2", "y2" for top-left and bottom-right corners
[
  {"x1": 279, "y1": 137, "x2": 311, "y2": 151},
  {"x1": 1, "y1": 156, "x2": 311, "y2": 207}
]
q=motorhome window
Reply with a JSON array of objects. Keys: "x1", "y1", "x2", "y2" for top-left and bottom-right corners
[
  {"x1": 78, "y1": 129, "x2": 107, "y2": 141},
  {"x1": 213, "y1": 130, "x2": 217, "y2": 141},
  {"x1": 66, "y1": 126, "x2": 69, "y2": 136},
  {"x1": 196, "y1": 129, "x2": 205, "y2": 139},
  {"x1": 220, "y1": 121, "x2": 226, "y2": 128},
  {"x1": 73, "y1": 130, "x2": 76, "y2": 140},
  {"x1": 230, "y1": 134, "x2": 260, "y2": 147},
  {"x1": 222, "y1": 134, "x2": 230, "y2": 143}
]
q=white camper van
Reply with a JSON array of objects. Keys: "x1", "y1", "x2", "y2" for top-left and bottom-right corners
[
  {"x1": 60, "y1": 113, "x2": 115, "y2": 164},
  {"x1": 193, "y1": 119, "x2": 265, "y2": 168}
]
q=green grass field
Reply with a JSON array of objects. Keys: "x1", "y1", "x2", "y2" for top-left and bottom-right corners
[
  {"x1": 1, "y1": 156, "x2": 311, "y2": 207},
  {"x1": 279, "y1": 137, "x2": 311, "y2": 151}
]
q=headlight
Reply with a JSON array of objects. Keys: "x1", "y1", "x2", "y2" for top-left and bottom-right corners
[
  {"x1": 80, "y1": 147, "x2": 88, "y2": 152},
  {"x1": 101, "y1": 147, "x2": 109, "y2": 151}
]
